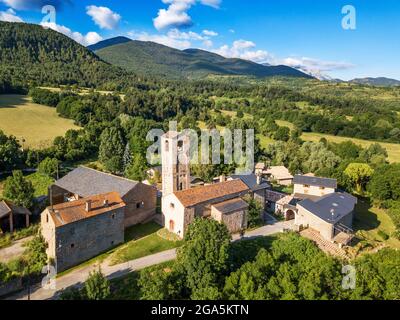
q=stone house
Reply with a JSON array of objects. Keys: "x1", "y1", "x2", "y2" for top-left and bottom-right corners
[
  {"x1": 41, "y1": 192, "x2": 125, "y2": 273},
  {"x1": 162, "y1": 179, "x2": 250, "y2": 238},
  {"x1": 0, "y1": 200, "x2": 31, "y2": 233},
  {"x1": 265, "y1": 166, "x2": 293, "y2": 186},
  {"x1": 293, "y1": 175, "x2": 337, "y2": 198},
  {"x1": 49, "y1": 166, "x2": 157, "y2": 228},
  {"x1": 296, "y1": 192, "x2": 357, "y2": 244},
  {"x1": 228, "y1": 174, "x2": 271, "y2": 209}
]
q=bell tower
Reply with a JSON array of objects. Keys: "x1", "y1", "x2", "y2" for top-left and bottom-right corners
[{"x1": 161, "y1": 131, "x2": 191, "y2": 197}]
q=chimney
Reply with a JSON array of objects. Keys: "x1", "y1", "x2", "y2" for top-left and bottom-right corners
[
  {"x1": 219, "y1": 175, "x2": 226, "y2": 183},
  {"x1": 85, "y1": 200, "x2": 92, "y2": 212},
  {"x1": 103, "y1": 199, "x2": 109, "y2": 207},
  {"x1": 256, "y1": 174, "x2": 262, "y2": 185}
]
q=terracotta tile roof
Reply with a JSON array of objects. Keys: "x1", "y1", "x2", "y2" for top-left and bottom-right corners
[
  {"x1": 48, "y1": 192, "x2": 125, "y2": 227},
  {"x1": 174, "y1": 179, "x2": 249, "y2": 207}
]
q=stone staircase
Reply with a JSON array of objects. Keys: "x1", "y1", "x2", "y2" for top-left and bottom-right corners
[{"x1": 300, "y1": 228, "x2": 349, "y2": 260}]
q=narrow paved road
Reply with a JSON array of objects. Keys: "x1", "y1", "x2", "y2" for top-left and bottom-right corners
[
  {"x1": 0, "y1": 236, "x2": 33, "y2": 263},
  {"x1": 10, "y1": 220, "x2": 295, "y2": 300}
]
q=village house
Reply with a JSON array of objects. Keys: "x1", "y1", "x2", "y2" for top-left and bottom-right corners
[
  {"x1": 228, "y1": 174, "x2": 271, "y2": 209},
  {"x1": 161, "y1": 131, "x2": 252, "y2": 238},
  {"x1": 41, "y1": 192, "x2": 125, "y2": 272},
  {"x1": 265, "y1": 166, "x2": 294, "y2": 186},
  {"x1": 293, "y1": 174, "x2": 337, "y2": 198},
  {"x1": 0, "y1": 200, "x2": 31, "y2": 233},
  {"x1": 265, "y1": 174, "x2": 357, "y2": 245},
  {"x1": 296, "y1": 192, "x2": 357, "y2": 244},
  {"x1": 49, "y1": 166, "x2": 157, "y2": 228}
]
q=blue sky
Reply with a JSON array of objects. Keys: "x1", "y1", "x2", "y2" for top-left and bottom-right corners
[{"x1": 1, "y1": 0, "x2": 399, "y2": 80}]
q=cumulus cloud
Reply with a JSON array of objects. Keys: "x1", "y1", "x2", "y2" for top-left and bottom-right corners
[
  {"x1": 129, "y1": 28, "x2": 216, "y2": 50},
  {"x1": 153, "y1": 0, "x2": 221, "y2": 30},
  {"x1": 203, "y1": 29, "x2": 218, "y2": 36},
  {"x1": 128, "y1": 30, "x2": 192, "y2": 50},
  {"x1": 0, "y1": 0, "x2": 66, "y2": 10},
  {"x1": 214, "y1": 40, "x2": 272, "y2": 63},
  {"x1": 281, "y1": 57, "x2": 354, "y2": 72},
  {"x1": 86, "y1": 5, "x2": 121, "y2": 30},
  {"x1": 41, "y1": 22, "x2": 103, "y2": 46},
  {"x1": 0, "y1": 8, "x2": 23, "y2": 22}
]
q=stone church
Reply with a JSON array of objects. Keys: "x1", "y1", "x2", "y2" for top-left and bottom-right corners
[{"x1": 161, "y1": 131, "x2": 252, "y2": 238}]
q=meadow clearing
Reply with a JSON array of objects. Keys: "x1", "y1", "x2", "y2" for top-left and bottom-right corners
[{"x1": 0, "y1": 94, "x2": 79, "y2": 148}]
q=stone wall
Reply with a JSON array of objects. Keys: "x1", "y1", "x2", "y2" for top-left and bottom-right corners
[
  {"x1": 211, "y1": 208, "x2": 248, "y2": 234},
  {"x1": 51, "y1": 207, "x2": 125, "y2": 273},
  {"x1": 123, "y1": 183, "x2": 157, "y2": 228},
  {"x1": 295, "y1": 206, "x2": 334, "y2": 240}
]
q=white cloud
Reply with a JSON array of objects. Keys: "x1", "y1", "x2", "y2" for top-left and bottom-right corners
[
  {"x1": 203, "y1": 29, "x2": 218, "y2": 36},
  {"x1": 200, "y1": 0, "x2": 221, "y2": 9},
  {"x1": 41, "y1": 22, "x2": 103, "y2": 46},
  {"x1": 86, "y1": 5, "x2": 121, "y2": 30},
  {"x1": 153, "y1": 0, "x2": 221, "y2": 30},
  {"x1": 0, "y1": 0, "x2": 64, "y2": 10},
  {"x1": 168, "y1": 28, "x2": 206, "y2": 41},
  {"x1": 281, "y1": 57, "x2": 354, "y2": 72},
  {"x1": 129, "y1": 30, "x2": 192, "y2": 50},
  {"x1": 129, "y1": 28, "x2": 215, "y2": 50},
  {"x1": 0, "y1": 8, "x2": 23, "y2": 22},
  {"x1": 214, "y1": 40, "x2": 272, "y2": 63},
  {"x1": 202, "y1": 39, "x2": 213, "y2": 48}
]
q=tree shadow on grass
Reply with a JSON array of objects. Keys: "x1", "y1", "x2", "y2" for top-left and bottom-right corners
[
  {"x1": 353, "y1": 197, "x2": 380, "y2": 232},
  {"x1": 0, "y1": 95, "x2": 27, "y2": 108}
]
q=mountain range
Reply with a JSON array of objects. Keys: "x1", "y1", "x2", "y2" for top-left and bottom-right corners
[{"x1": 88, "y1": 37, "x2": 312, "y2": 80}]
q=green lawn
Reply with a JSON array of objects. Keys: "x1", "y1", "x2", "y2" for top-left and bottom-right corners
[
  {"x1": 353, "y1": 198, "x2": 400, "y2": 249},
  {"x1": 0, "y1": 94, "x2": 79, "y2": 148},
  {"x1": 110, "y1": 222, "x2": 182, "y2": 265}
]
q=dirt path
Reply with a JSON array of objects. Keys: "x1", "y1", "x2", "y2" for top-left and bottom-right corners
[{"x1": 0, "y1": 236, "x2": 33, "y2": 263}]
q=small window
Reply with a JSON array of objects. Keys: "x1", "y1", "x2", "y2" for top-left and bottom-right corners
[
  {"x1": 70, "y1": 243, "x2": 75, "y2": 249},
  {"x1": 111, "y1": 241, "x2": 115, "y2": 246},
  {"x1": 319, "y1": 186, "x2": 325, "y2": 190},
  {"x1": 136, "y1": 202, "x2": 144, "y2": 209},
  {"x1": 111, "y1": 213, "x2": 116, "y2": 219},
  {"x1": 165, "y1": 140, "x2": 169, "y2": 151},
  {"x1": 46, "y1": 214, "x2": 49, "y2": 223},
  {"x1": 170, "y1": 203, "x2": 175, "y2": 209},
  {"x1": 178, "y1": 140, "x2": 183, "y2": 148},
  {"x1": 304, "y1": 184, "x2": 310, "y2": 188}
]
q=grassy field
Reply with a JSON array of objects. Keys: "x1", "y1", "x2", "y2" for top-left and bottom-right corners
[
  {"x1": 0, "y1": 94, "x2": 79, "y2": 148},
  {"x1": 275, "y1": 119, "x2": 400, "y2": 163},
  {"x1": 301, "y1": 132, "x2": 400, "y2": 163},
  {"x1": 110, "y1": 222, "x2": 182, "y2": 265},
  {"x1": 353, "y1": 198, "x2": 400, "y2": 250}
]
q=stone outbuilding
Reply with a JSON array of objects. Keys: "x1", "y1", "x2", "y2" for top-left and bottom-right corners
[
  {"x1": 265, "y1": 166, "x2": 293, "y2": 186},
  {"x1": 49, "y1": 166, "x2": 157, "y2": 228},
  {"x1": 41, "y1": 192, "x2": 126, "y2": 273},
  {"x1": 0, "y1": 200, "x2": 31, "y2": 233}
]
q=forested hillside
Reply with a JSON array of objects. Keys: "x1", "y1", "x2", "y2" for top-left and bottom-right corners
[
  {"x1": 0, "y1": 22, "x2": 141, "y2": 91},
  {"x1": 90, "y1": 38, "x2": 311, "y2": 80}
]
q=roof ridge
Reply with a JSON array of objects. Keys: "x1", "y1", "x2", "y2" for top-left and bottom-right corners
[{"x1": 78, "y1": 166, "x2": 139, "y2": 184}]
